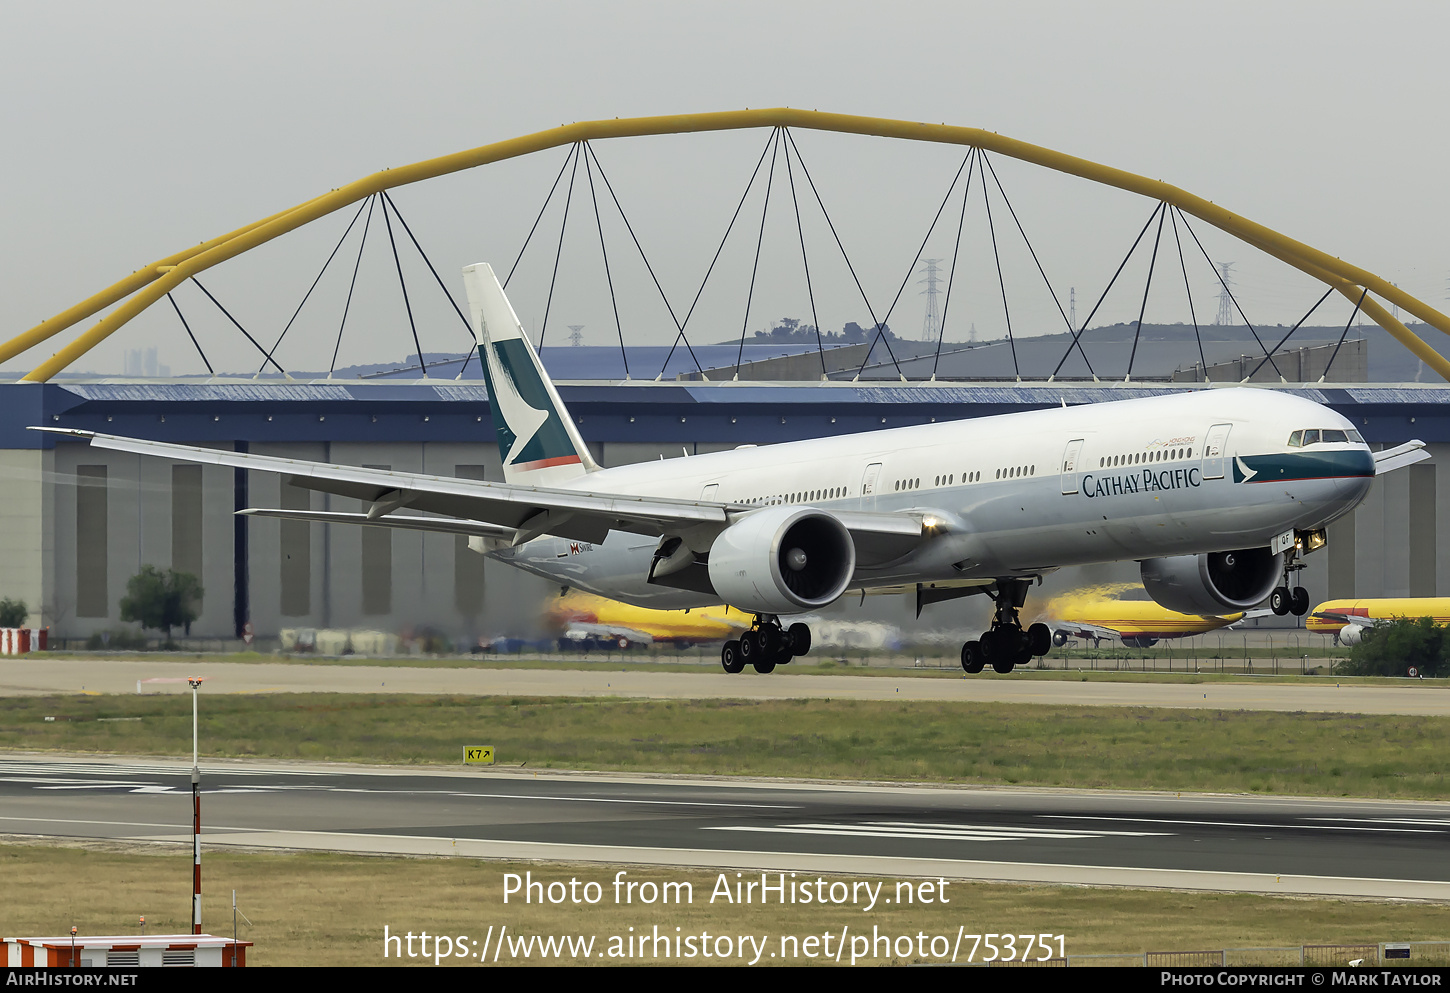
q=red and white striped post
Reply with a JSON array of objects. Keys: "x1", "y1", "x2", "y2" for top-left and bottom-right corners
[{"x1": 187, "y1": 677, "x2": 204, "y2": 936}]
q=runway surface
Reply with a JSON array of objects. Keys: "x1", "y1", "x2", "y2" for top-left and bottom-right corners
[
  {"x1": 3, "y1": 755, "x2": 1447, "y2": 901},
  {"x1": 4, "y1": 659, "x2": 1449, "y2": 715}
]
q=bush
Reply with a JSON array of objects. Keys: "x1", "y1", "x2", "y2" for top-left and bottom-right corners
[
  {"x1": 1342, "y1": 617, "x2": 1447, "y2": 677},
  {"x1": 119, "y1": 566, "x2": 204, "y2": 642},
  {"x1": 0, "y1": 597, "x2": 27, "y2": 627},
  {"x1": 85, "y1": 629, "x2": 152, "y2": 651}
]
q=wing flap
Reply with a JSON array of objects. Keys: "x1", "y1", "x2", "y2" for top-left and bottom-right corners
[{"x1": 239, "y1": 509, "x2": 515, "y2": 540}]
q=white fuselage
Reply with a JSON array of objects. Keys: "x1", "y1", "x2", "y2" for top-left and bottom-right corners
[{"x1": 491, "y1": 388, "x2": 1374, "y2": 611}]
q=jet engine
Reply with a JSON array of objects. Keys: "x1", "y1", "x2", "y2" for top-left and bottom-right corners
[
  {"x1": 1139, "y1": 547, "x2": 1283, "y2": 615},
  {"x1": 707, "y1": 507, "x2": 855, "y2": 615},
  {"x1": 1338, "y1": 624, "x2": 1363, "y2": 647}
]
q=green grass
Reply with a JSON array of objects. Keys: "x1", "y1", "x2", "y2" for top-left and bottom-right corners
[
  {"x1": 3, "y1": 693, "x2": 1448, "y2": 798},
  {"x1": 6, "y1": 842, "x2": 1450, "y2": 966},
  {"x1": 29, "y1": 649, "x2": 1450, "y2": 686}
]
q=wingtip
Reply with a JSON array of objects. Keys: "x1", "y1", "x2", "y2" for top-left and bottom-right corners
[{"x1": 27, "y1": 426, "x2": 95, "y2": 439}]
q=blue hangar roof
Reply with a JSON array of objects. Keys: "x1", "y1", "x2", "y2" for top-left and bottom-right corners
[{"x1": 2, "y1": 379, "x2": 1446, "y2": 451}]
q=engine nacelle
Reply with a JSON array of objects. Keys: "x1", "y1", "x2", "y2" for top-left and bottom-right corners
[
  {"x1": 707, "y1": 507, "x2": 855, "y2": 615},
  {"x1": 1140, "y1": 547, "x2": 1284, "y2": 615},
  {"x1": 1338, "y1": 624, "x2": 1363, "y2": 646}
]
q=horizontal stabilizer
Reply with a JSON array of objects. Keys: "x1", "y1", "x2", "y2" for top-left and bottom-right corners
[{"x1": 1310, "y1": 611, "x2": 1376, "y2": 628}]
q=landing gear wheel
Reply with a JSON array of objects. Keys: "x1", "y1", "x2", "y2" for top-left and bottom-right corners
[
  {"x1": 961, "y1": 641, "x2": 985, "y2": 674},
  {"x1": 787, "y1": 622, "x2": 812, "y2": 656},
  {"x1": 1270, "y1": 587, "x2": 1291, "y2": 616},
  {"x1": 739, "y1": 629, "x2": 760, "y2": 662},
  {"x1": 1027, "y1": 622, "x2": 1051, "y2": 657},
  {"x1": 759, "y1": 624, "x2": 784, "y2": 659},
  {"x1": 981, "y1": 629, "x2": 1021, "y2": 671},
  {"x1": 751, "y1": 657, "x2": 777, "y2": 674},
  {"x1": 721, "y1": 640, "x2": 744, "y2": 674},
  {"x1": 1291, "y1": 587, "x2": 1310, "y2": 616},
  {"x1": 979, "y1": 629, "x2": 1001, "y2": 665}
]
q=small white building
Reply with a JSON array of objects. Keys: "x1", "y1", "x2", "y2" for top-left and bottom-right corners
[{"x1": 4, "y1": 934, "x2": 250, "y2": 967}]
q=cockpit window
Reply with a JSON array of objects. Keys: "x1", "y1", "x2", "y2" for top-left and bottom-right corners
[{"x1": 1292, "y1": 428, "x2": 1364, "y2": 447}]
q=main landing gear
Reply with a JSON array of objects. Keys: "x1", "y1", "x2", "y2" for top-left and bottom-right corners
[
  {"x1": 960, "y1": 579, "x2": 1052, "y2": 675},
  {"x1": 721, "y1": 617, "x2": 811, "y2": 674},
  {"x1": 1269, "y1": 558, "x2": 1310, "y2": 617}
]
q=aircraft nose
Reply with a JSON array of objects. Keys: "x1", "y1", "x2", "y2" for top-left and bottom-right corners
[{"x1": 1334, "y1": 472, "x2": 1373, "y2": 504}]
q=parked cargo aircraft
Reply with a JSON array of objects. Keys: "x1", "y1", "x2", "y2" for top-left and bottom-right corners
[
  {"x1": 1308, "y1": 598, "x2": 1450, "y2": 646},
  {"x1": 38, "y1": 263, "x2": 1429, "y2": 675},
  {"x1": 1039, "y1": 583, "x2": 1266, "y2": 648},
  {"x1": 546, "y1": 591, "x2": 745, "y2": 650}
]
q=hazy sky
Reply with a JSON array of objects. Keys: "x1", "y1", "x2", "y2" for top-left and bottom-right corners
[{"x1": 4, "y1": 1, "x2": 1449, "y2": 377}]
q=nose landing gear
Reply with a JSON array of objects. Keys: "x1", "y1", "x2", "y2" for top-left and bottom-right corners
[{"x1": 1269, "y1": 557, "x2": 1310, "y2": 617}]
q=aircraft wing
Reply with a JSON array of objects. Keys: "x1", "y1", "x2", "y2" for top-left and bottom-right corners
[
  {"x1": 561, "y1": 623, "x2": 655, "y2": 646},
  {"x1": 33, "y1": 428, "x2": 928, "y2": 552},
  {"x1": 1221, "y1": 608, "x2": 1271, "y2": 628},
  {"x1": 1049, "y1": 619, "x2": 1124, "y2": 641},
  {"x1": 1374, "y1": 440, "x2": 1430, "y2": 475}
]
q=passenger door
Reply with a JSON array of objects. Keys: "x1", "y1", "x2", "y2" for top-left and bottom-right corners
[
  {"x1": 1060, "y1": 438, "x2": 1085, "y2": 495},
  {"x1": 1202, "y1": 423, "x2": 1232, "y2": 480},
  {"x1": 860, "y1": 463, "x2": 883, "y2": 510}
]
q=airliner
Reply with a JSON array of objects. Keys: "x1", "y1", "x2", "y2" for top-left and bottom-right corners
[
  {"x1": 1308, "y1": 598, "x2": 1450, "y2": 646},
  {"x1": 1038, "y1": 583, "x2": 1267, "y2": 649},
  {"x1": 546, "y1": 590, "x2": 745, "y2": 651},
  {"x1": 37, "y1": 263, "x2": 1429, "y2": 675}
]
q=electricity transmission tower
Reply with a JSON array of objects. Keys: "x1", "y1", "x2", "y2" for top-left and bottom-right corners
[
  {"x1": 918, "y1": 259, "x2": 944, "y2": 341},
  {"x1": 1214, "y1": 262, "x2": 1236, "y2": 325},
  {"x1": 567, "y1": 325, "x2": 585, "y2": 347}
]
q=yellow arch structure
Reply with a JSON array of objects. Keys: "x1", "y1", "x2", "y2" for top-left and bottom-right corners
[{"x1": 7, "y1": 108, "x2": 1450, "y2": 382}]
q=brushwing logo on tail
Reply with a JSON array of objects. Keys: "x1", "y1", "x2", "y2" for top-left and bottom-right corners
[{"x1": 480, "y1": 338, "x2": 581, "y2": 470}]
